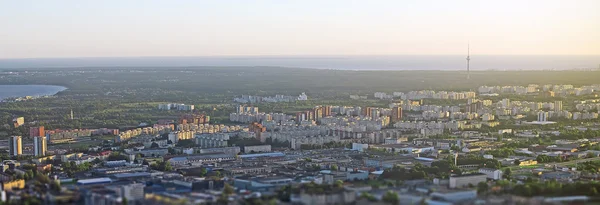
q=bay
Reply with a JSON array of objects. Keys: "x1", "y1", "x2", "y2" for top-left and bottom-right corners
[{"x1": 0, "y1": 85, "x2": 67, "y2": 101}]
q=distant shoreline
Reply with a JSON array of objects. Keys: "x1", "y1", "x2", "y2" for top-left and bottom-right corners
[
  {"x1": 0, "y1": 55, "x2": 598, "y2": 71},
  {"x1": 0, "y1": 85, "x2": 67, "y2": 101},
  {"x1": 1, "y1": 66, "x2": 599, "y2": 72}
]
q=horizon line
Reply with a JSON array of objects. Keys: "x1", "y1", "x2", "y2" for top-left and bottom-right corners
[{"x1": 2, "y1": 54, "x2": 600, "y2": 60}]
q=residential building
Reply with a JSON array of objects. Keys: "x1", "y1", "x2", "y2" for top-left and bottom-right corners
[
  {"x1": 1, "y1": 179, "x2": 25, "y2": 191},
  {"x1": 33, "y1": 136, "x2": 47, "y2": 156},
  {"x1": 291, "y1": 188, "x2": 356, "y2": 205},
  {"x1": 449, "y1": 174, "x2": 487, "y2": 188},
  {"x1": 243, "y1": 145, "x2": 272, "y2": 153},
  {"x1": 479, "y1": 168, "x2": 502, "y2": 180},
  {"x1": 195, "y1": 133, "x2": 229, "y2": 148},
  {"x1": 538, "y1": 111, "x2": 548, "y2": 122},
  {"x1": 29, "y1": 126, "x2": 45, "y2": 137},
  {"x1": 555, "y1": 101, "x2": 563, "y2": 112},
  {"x1": 346, "y1": 171, "x2": 369, "y2": 181},
  {"x1": 12, "y1": 117, "x2": 24, "y2": 128},
  {"x1": 430, "y1": 189, "x2": 478, "y2": 203},
  {"x1": 120, "y1": 183, "x2": 146, "y2": 203},
  {"x1": 9, "y1": 136, "x2": 22, "y2": 156},
  {"x1": 391, "y1": 106, "x2": 402, "y2": 122}
]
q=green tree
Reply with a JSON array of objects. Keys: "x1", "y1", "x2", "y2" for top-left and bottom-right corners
[
  {"x1": 477, "y1": 182, "x2": 489, "y2": 194},
  {"x1": 151, "y1": 161, "x2": 173, "y2": 171},
  {"x1": 591, "y1": 187, "x2": 598, "y2": 196},
  {"x1": 50, "y1": 180, "x2": 61, "y2": 192},
  {"x1": 223, "y1": 183, "x2": 235, "y2": 196},
  {"x1": 334, "y1": 180, "x2": 344, "y2": 188},
  {"x1": 331, "y1": 164, "x2": 338, "y2": 171},
  {"x1": 513, "y1": 159, "x2": 521, "y2": 166},
  {"x1": 25, "y1": 170, "x2": 34, "y2": 180},
  {"x1": 503, "y1": 168, "x2": 512, "y2": 179},
  {"x1": 382, "y1": 191, "x2": 399, "y2": 205},
  {"x1": 199, "y1": 168, "x2": 208, "y2": 177},
  {"x1": 36, "y1": 174, "x2": 50, "y2": 184},
  {"x1": 360, "y1": 192, "x2": 377, "y2": 202}
]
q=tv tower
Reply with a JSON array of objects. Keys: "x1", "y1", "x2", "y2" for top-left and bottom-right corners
[{"x1": 466, "y1": 44, "x2": 471, "y2": 80}]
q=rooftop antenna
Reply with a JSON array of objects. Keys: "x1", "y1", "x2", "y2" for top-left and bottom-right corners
[{"x1": 466, "y1": 43, "x2": 471, "y2": 80}]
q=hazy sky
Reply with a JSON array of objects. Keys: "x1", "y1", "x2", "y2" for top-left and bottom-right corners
[{"x1": 1, "y1": 0, "x2": 599, "y2": 58}]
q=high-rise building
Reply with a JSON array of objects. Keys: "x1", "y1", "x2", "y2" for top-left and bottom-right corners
[
  {"x1": 391, "y1": 106, "x2": 403, "y2": 122},
  {"x1": 322, "y1": 105, "x2": 332, "y2": 117},
  {"x1": 537, "y1": 111, "x2": 548, "y2": 122},
  {"x1": 9, "y1": 136, "x2": 22, "y2": 156},
  {"x1": 296, "y1": 112, "x2": 306, "y2": 122},
  {"x1": 501, "y1": 99, "x2": 511, "y2": 108},
  {"x1": 554, "y1": 101, "x2": 563, "y2": 112},
  {"x1": 363, "y1": 107, "x2": 373, "y2": 117},
  {"x1": 370, "y1": 109, "x2": 380, "y2": 119},
  {"x1": 30, "y1": 126, "x2": 45, "y2": 137},
  {"x1": 313, "y1": 107, "x2": 323, "y2": 121},
  {"x1": 466, "y1": 102, "x2": 482, "y2": 113},
  {"x1": 236, "y1": 105, "x2": 245, "y2": 113},
  {"x1": 34, "y1": 136, "x2": 47, "y2": 156}
]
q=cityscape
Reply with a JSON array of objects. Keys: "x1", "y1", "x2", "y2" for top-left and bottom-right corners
[
  {"x1": 1, "y1": 0, "x2": 600, "y2": 205},
  {"x1": 2, "y1": 77, "x2": 600, "y2": 205}
]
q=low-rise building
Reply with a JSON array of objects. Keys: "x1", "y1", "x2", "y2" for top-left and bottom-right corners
[
  {"x1": 1, "y1": 179, "x2": 25, "y2": 191},
  {"x1": 479, "y1": 168, "x2": 502, "y2": 180},
  {"x1": 243, "y1": 145, "x2": 272, "y2": 153},
  {"x1": 430, "y1": 188, "x2": 478, "y2": 203},
  {"x1": 449, "y1": 174, "x2": 487, "y2": 188}
]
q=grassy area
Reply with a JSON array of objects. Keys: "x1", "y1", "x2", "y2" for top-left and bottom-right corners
[{"x1": 50, "y1": 139, "x2": 102, "y2": 149}]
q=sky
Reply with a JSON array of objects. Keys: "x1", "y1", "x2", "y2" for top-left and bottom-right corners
[{"x1": 0, "y1": 0, "x2": 599, "y2": 59}]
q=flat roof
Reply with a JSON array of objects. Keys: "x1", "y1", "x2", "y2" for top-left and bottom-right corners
[
  {"x1": 372, "y1": 144, "x2": 433, "y2": 149},
  {"x1": 450, "y1": 173, "x2": 486, "y2": 178},
  {"x1": 114, "y1": 172, "x2": 151, "y2": 178},
  {"x1": 524, "y1": 121, "x2": 557, "y2": 125},
  {"x1": 414, "y1": 157, "x2": 435, "y2": 162},
  {"x1": 77, "y1": 177, "x2": 112, "y2": 184},
  {"x1": 239, "y1": 152, "x2": 285, "y2": 158}
]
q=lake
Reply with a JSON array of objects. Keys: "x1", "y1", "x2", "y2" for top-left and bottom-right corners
[{"x1": 0, "y1": 85, "x2": 67, "y2": 101}]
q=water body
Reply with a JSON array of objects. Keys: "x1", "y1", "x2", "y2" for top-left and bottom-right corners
[
  {"x1": 0, "y1": 85, "x2": 67, "y2": 101},
  {"x1": 0, "y1": 55, "x2": 598, "y2": 70}
]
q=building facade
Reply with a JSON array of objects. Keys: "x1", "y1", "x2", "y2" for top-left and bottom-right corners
[
  {"x1": 8, "y1": 136, "x2": 22, "y2": 156},
  {"x1": 449, "y1": 174, "x2": 487, "y2": 188},
  {"x1": 34, "y1": 136, "x2": 47, "y2": 156}
]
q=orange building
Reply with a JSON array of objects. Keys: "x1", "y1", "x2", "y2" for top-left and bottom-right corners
[
  {"x1": 30, "y1": 126, "x2": 45, "y2": 137},
  {"x1": 179, "y1": 114, "x2": 210, "y2": 125}
]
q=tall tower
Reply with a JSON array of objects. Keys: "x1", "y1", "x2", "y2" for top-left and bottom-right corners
[
  {"x1": 70, "y1": 109, "x2": 74, "y2": 120},
  {"x1": 466, "y1": 44, "x2": 471, "y2": 80}
]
